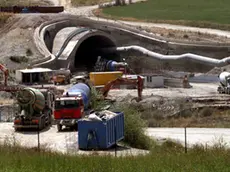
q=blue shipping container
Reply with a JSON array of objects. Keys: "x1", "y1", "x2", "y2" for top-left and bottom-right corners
[{"x1": 78, "y1": 112, "x2": 124, "y2": 150}]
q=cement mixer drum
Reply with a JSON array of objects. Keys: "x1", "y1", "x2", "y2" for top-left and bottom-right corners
[{"x1": 219, "y1": 72, "x2": 230, "y2": 86}]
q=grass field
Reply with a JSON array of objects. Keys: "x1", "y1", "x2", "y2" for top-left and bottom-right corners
[
  {"x1": 1, "y1": 142, "x2": 230, "y2": 172},
  {"x1": 101, "y1": 0, "x2": 230, "y2": 29},
  {"x1": 71, "y1": 0, "x2": 111, "y2": 6}
]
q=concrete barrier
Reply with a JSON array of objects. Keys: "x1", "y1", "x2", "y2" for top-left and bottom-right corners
[{"x1": 164, "y1": 78, "x2": 192, "y2": 88}]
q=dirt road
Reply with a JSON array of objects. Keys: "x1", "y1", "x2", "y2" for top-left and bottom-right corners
[
  {"x1": 2, "y1": 123, "x2": 230, "y2": 154},
  {"x1": 0, "y1": 122, "x2": 148, "y2": 156},
  {"x1": 0, "y1": 123, "x2": 77, "y2": 153},
  {"x1": 146, "y1": 128, "x2": 230, "y2": 148},
  {"x1": 109, "y1": 82, "x2": 221, "y2": 102}
]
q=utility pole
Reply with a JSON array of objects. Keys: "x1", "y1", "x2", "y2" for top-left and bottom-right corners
[{"x1": 37, "y1": 124, "x2": 40, "y2": 152}]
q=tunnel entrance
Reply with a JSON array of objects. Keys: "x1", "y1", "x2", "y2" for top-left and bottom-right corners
[{"x1": 74, "y1": 35, "x2": 119, "y2": 71}]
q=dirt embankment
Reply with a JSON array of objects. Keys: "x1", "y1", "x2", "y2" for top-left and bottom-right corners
[
  {"x1": 145, "y1": 27, "x2": 230, "y2": 44},
  {"x1": 0, "y1": 14, "x2": 55, "y2": 70}
]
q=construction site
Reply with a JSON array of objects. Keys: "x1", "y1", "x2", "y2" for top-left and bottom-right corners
[{"x1": 2, "y1": 0, "x2": 230, "y2": 157}]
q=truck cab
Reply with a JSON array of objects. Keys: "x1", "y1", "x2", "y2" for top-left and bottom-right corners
[{"x1": 54, "y1": 95, "x2": 84, "y2": 131}]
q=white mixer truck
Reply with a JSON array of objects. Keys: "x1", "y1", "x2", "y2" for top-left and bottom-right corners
[{"x1": 217, "y1": 71, "x2": 230, "y2": 94}]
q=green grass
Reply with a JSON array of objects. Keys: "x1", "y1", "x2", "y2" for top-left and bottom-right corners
[
  {"x1": 1, "y1": 99, "x2": 230, "y2": 171},
  {"x1": 101, "y1": 0, "x2": 230, "y2": 30},
  {"x1": 71, "y1": 0, "x2": 111, "y2": 6},
  {"x1": 1, "y1": 143, "x2": 230, "y2": 172},
  {"x1": 111, "y1": 103, "x2": 153, "y2": 149}
]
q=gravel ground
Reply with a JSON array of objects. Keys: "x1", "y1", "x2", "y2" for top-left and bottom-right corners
[
  {"x1": 0, "y1": 122, "x2": 149, "y2": 156},
  {"x1": 109, "y1": 83, "x2": 221, "y2": 103},
  {"x1": 1, "y1": 0, "x2": 230, "y2": 155},
  {"x1": 0, "y1": 14, "x2": 54, "y2": 69},
  {"x1": 146, "y1": 128, "x2": 230, "y2": 148}
]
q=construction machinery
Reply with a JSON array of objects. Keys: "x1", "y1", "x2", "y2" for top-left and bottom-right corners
[
  {"x1": 0, "y1": 63, "x2": 23, "y2": 92},
  {"x1": 52, "y1": 68, "x2": 71, "y2": 85},
  {"x1": 14, "y1": 87, "x2": 55, "y2": 131},
  {"x1": 94, "y1": 57, "x2": 128, "y2": 72},
  {"x1": 101, "y1": 75, "x2": 144, "y2": 102},
  {"x1": 53, "y1": 75, "x2": 143, "y2": 131},
  {"x1": 70, "y1": 75, "x2": 87, "y2": 85},
  {"x1": 217, "y1": 71, "x2": 230, "y2": 94},
  {"x1": 89, "y1": 71, "x2": 123, "y2": 86},
  {"x1": 54, "y1": 83, "x2": 91, "y2": 131}
]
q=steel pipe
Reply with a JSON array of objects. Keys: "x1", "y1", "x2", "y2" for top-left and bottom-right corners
[{"x1": 106, "y1": 45, "x2": 230, "y2": 67}]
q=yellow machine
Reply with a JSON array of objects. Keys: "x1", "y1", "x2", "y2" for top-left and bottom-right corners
[{"x1": 89, "y1": 71, "x2": 123, "y2": 86}]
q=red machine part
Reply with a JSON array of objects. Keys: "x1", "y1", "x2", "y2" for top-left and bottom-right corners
[
  {"x1": 101, "y1": 75, "x2": 144, "y2": 101},
  {"x1": 0, "y1": 64, "x2": 9, "y2": 86},
  {"x1": 54, "y1": 108, "x2": 82, "y2": 119},
  {"x1": 0, "y1": 64, "x2": 24, "y2": 92}
]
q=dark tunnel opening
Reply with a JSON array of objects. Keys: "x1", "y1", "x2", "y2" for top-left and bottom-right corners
[{"x1": 74, "y1": 35, "x2": 119, "y2": 71}]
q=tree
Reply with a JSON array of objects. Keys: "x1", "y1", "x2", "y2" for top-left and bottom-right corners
[
  {"x1": 115, "y1": 0, "x2": 126, "y2": 6},
  {"x1": 115, "y1": 0, "x2": 121, "y2": 5}
]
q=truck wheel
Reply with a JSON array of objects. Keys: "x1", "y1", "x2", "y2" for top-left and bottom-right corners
[
  {"x1": 74, "y1": 124, "x2": 78, "y2": 131},
  {"x1": 48, "y1": 114, "x2": 52, "y2": 125},
  {"x1": 14, "y1": 127, "x2": 20, "y2": 132},
  {"x1": 57, "y1": 124, "x2": 62, "y2": 132},
  {"x1": 46, "y1": 113, "x2": 51, "y2": 126}
]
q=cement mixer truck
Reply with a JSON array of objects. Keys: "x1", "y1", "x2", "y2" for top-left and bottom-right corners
[
  {"x1": 217, "y1": 71, "x2": 230, "y2": 94},
  {"x1": 54, "y1": 83, "x2": 91, "y2": 131},
  {"x1": 14, "y1": 87, "x2": 55, "y2": 131}
]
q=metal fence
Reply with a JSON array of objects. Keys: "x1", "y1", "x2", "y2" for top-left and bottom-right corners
[{"x1": 0, "y1": 104, "x2": 17, "y2": 122}]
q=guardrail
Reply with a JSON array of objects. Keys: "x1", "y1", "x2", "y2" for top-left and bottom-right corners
[{"x1": 0, "y1": 6, "x2": 64, "y2": 13}]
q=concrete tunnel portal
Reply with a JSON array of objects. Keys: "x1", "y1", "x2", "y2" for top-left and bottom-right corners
[
  {"x1": 37, "y1": 20, "x2": 230, "y2": 73},
  {"x1": 74, "y1": 34, "x2": 120, "y2": 71}
]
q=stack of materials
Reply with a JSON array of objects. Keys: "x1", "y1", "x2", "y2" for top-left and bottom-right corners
[{"x1": 86, "y1": 110, "x2": 118, "y2": 121}]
